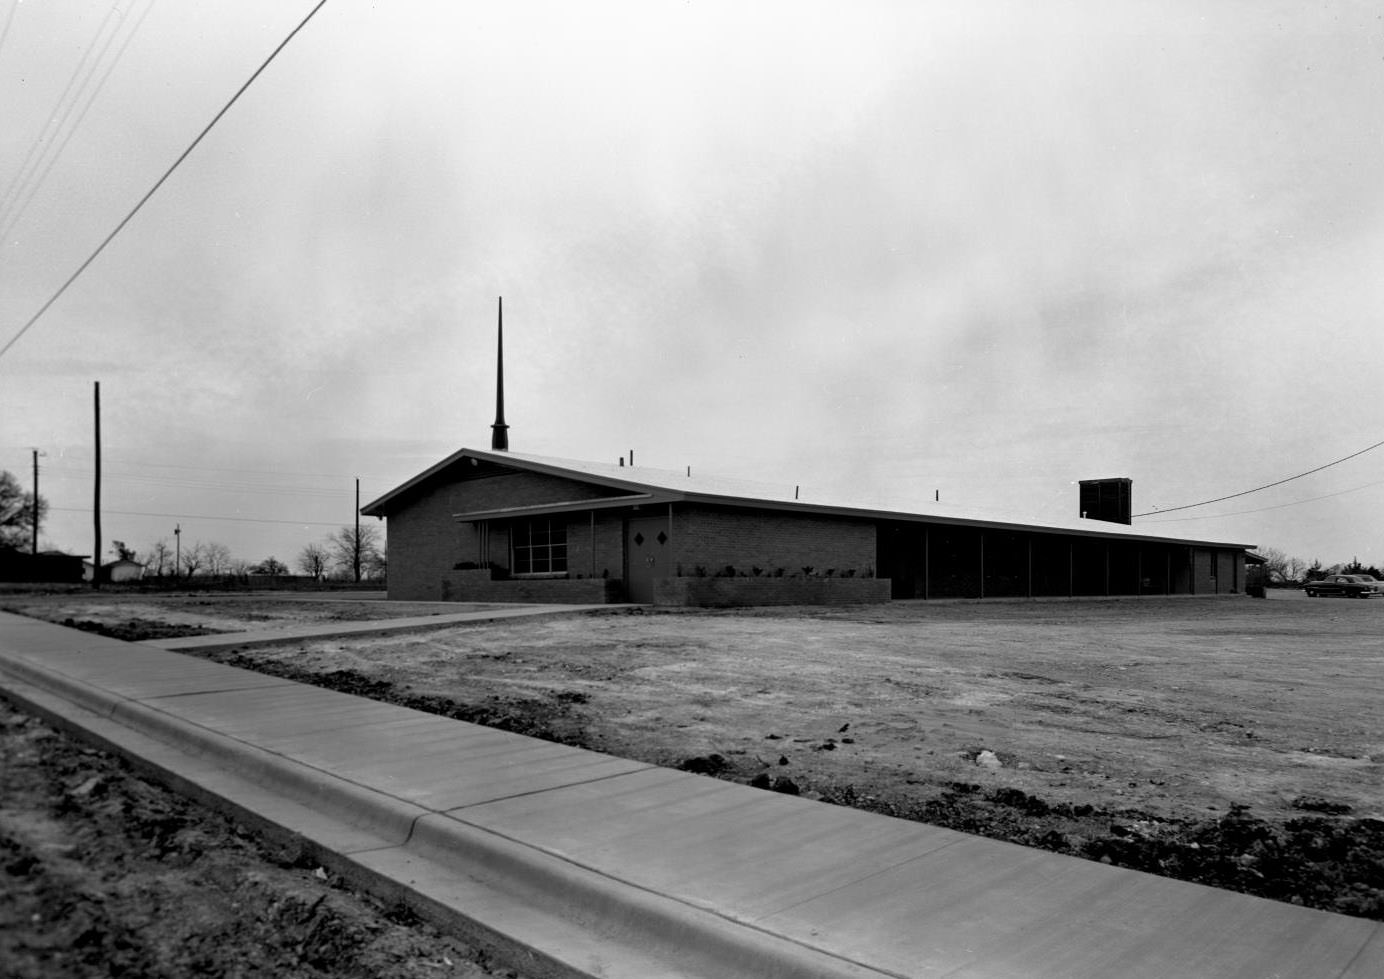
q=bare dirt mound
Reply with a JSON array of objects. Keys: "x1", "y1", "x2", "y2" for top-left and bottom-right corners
[{"x1": 0, "y1": 701, "x2": 535, "y2": 978}]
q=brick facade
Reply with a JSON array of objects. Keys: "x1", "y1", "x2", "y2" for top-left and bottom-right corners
[
  {"x1": 383, "y1": 481, "x2": 466, "y2": 601},
  {"x1": 670, "y1": 505, "x2": 875, "y2": 578},
  {"x1": 386, "y1": 465, "x2": 627, "y2": 601},
  {"x1": 655, "y1": 576, "x2": 890, "y2": 607},
  {"x1": 440, "y1": 569, "x2": 622, "y2": 603},
  {"x1": 371, "y1": 451, "x2": 1249, "y2": 606},
  {"x1": 564, "y1": 511, "x2": 625, "y2": 582}
]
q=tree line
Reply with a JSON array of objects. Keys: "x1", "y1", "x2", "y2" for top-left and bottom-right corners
[
  {"x1": 139, "y1": 524, "x2": 385, "y2": 582},
  {"x1": 1, "y1": 467, "x2": 384, "y2": 582},
  {"x1": 1255, "y1": 547, "x2": 1383, "y2": 585}
]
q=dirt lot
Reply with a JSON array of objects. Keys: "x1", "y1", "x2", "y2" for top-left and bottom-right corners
[
  {"x1": 0, "y1": 699, "x2": 534, "y2": 978},
  {"x1": 3, "y1": 590, "x2": 1383, "y2": 929}
]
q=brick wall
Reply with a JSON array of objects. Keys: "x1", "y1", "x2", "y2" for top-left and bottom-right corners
[
  {"x1": 385, "y1": 481, "x2": 466, "y2": 601},
  {"x1": 670, "y1": 504, "x2": 876, "y2": 577},
  {"x1": 564, "y1": 511, "x2": 625, "y2": 582},
  {"x1": 440, "y1": 569, "x2": 622, "y2": 603},
  {"x1": 386, "y1": 468, "x2": 624, "y2": 601},
  {"x1": 655, "y1": 576, "x2": 890, "y2": 607},
  {"x1": 1186, "y1": 547, "x2": 1244, "y2": 594}
]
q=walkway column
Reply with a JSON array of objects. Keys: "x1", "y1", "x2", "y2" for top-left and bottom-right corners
[
  {"x1": 978, "y1": 533, "x2": 985, "y2": 599},
  {"x1": 923, "y1": 528, "x2": 930, "y2": 600}
]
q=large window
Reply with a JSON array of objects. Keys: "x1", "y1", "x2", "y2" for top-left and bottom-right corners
[{"x1": 512, "y1": 519, "x2": 567, "y2": 575}]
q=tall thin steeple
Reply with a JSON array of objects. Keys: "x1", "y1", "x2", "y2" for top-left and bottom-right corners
[{"x1": 490, "y1": 297, "x2": 509, "y2": 451}]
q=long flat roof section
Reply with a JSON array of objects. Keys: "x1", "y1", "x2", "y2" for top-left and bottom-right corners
[{"x1": 364, "y1": 447, "x2": 1254, "y2": 550}]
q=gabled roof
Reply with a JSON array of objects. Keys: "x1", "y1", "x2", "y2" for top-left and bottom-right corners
[{"x1": 362, "y1": 447, "x2": 1254, "y2": 549}]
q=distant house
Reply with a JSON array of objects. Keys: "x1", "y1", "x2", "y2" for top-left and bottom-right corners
[
  {"x1": 0, "y1": 549, "x2": 89, "y2": 583},
  {"x1": 84, "y1": 558, "x2": 146, "y2": 583}
]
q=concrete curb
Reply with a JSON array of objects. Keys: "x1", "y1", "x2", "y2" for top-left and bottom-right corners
[
  {"x1": 0, "y1": 644, "x2": 891, "y2": 979},
  {"x1": 0, "y1": 650, "x2": 428, "y2": 847}
]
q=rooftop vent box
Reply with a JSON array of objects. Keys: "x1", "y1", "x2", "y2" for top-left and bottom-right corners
[{"x1": 1079, "y1": 478, "x2": 1132, "y2": 525}]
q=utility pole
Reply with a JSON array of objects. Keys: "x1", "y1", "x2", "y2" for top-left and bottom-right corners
[
  {"x1": 354, "y1": 478, "x2": 361, "y2": 582},
  {"x1": 93, "y1": 381, "x2": 101, "y2": 590},
  {"x1": 175, "y1": 523, "x2": 181, "y2": 579},
  {"x1": 31, "y1": 448, "x2": 40, "y2": 555}
]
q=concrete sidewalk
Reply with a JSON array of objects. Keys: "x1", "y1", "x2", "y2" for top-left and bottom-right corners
[
  {"x1": 149, "y1": 602, "x2": 636, "y2": 653},
  {"x1": 0, "y1": 611, "x2": 1379, "y2": 978}
]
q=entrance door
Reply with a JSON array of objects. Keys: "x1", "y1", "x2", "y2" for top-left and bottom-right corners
[{"x1": 625, "y1": 516, "x2": 669, "y2": 603}]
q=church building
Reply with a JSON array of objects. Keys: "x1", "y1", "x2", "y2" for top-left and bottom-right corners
[{"x1": 362, "y1": 305, "x2": 1253, "y2": 606}]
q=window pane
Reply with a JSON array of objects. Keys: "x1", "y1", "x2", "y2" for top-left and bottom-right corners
[{"x1": 511, "y1": 519, "x2": 569, "y2": 574}]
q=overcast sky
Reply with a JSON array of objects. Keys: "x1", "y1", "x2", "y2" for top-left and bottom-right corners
[{"x1": 2, "y1": 1, "x2": 1381, "y2": 571}]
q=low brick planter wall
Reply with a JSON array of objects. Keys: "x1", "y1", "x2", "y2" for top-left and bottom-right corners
[
  {"x1": 440, "y1": 570, "x2": 623, "y2": 604},
  {"x1": 654, "y1": 576, "x2": 891, "y2": 607}
]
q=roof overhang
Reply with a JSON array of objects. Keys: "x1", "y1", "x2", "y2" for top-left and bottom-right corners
[
  {"x1": 361, "y1": 447, "x2": 683, "y2": 517},
  {"x1": 364, "y1": 446, "x2": 1255, "y2": 551}
]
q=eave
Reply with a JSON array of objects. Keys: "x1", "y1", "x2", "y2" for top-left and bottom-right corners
[{"x1": 365, "y1": 446, "x2": 1255, "y2": 551}]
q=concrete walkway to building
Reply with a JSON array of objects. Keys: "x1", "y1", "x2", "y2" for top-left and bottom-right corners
[
  {"x1": 150, "y1": 601, "x2": 636, "y2": 654},
  {"x1": 0, "y1": 609, "x2": 1380, "y2": 978}
]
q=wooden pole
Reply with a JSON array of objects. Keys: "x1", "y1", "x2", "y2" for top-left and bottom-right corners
[
  {"x1": 31, "y1": 449, "x2": 39, "y2": 555},
  {"x1": 93, "y1": 381, "x2": 101, "y2": 589}
]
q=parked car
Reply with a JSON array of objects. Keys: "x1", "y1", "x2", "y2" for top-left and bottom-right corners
[{"x1": 1303, "y1": 574, "x2": 1384, "y2": 598}]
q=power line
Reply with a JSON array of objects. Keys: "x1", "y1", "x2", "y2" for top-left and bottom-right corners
[
  {"x1": 0, "y1": 0, "x2": 331, "y2": 363},
  {"x1": 0, "y1": 3, "x2": 124, "y2": 224},
  {"x1": 1137, "y1": 478, "x2": 1384, "y2": 523},
  {"x1": 0, "y1": 447, "x2": 387, "y2": 481},
  {"x1": 0, "y1": 0, "x2": 18, "y2": 66},
  {"x1": 42, "y1": 465, "x2": 360, "y2": 499},
  {"x1": 1132, "y1": 436, "x2": 1384, "y2": 518},
  {"x1": 49, "y1": 505, "x2": 345, "y2": 529},
  {"x1": 0, "y1": 0, "x2": 158, "y2": 243}
]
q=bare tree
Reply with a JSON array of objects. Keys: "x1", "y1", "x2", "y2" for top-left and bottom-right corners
[
  {"x1": 1256, "y1": 547, "x2": 1311, "y2": 585},
  {"x1": 253, "y1": 556, "x2": 290, "y2": 576},
  {"x1": 365, "y1": 541, "x2": 387, "y2": 581},
  {"x1": 180, "y1": 541, "x2": 206, "y2": 578},
  {"x1": 328, "y1": 524, "x2": 383, "y2": 582},
  {"x1": 146, "y1": 539, "x2": 173, "y2": 577},
  {"x1": 1257, "y1": 547, "x2": 1289, "y2": 583},
  {"x1": 297, "y1": 543, "x2": 328, "y2": 579},
  {"x1": 203, "y1": 541, "x2": 233, "y2": 576}
]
